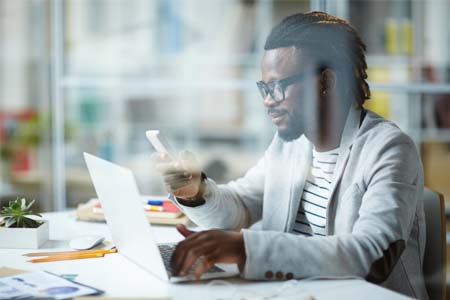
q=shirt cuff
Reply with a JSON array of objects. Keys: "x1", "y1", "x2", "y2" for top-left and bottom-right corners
[{"x1": 172, "y1": 178, "x2": 218, "y2": 213}]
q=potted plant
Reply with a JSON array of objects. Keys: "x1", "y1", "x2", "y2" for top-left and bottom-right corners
[{"x1": 0, "y1": 197, "x2": 49, "y2": 248}]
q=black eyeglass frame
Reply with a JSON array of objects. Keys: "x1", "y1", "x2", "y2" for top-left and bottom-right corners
[{"x1": 256, "y1": 68, "x2": 322, "y2": 102}]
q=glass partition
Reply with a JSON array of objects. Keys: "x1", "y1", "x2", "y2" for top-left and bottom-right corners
[
  {"x1": 0, "y1": 0, "x2": 52, "y2": 212},
  {"x1": 1, "y1": 0, "x2": 449, "y2": 217}
]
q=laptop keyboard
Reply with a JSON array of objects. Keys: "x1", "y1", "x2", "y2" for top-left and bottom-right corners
[{"x1": 158, "y1": 244, "x2": 225, "y2": 275}]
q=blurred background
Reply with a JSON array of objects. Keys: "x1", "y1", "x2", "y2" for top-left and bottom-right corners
[{"x1": 0, "y1": 0, "x2": 449, "y2": 246}]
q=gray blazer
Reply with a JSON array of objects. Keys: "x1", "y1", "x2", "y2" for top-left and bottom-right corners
[{"x1": 177, "y1": 106, "x2": 428, "y2": 300}]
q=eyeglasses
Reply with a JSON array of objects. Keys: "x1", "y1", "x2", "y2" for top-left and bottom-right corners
[{"x1": 256, "y1": 70, "x2": 317, "y2": 102}]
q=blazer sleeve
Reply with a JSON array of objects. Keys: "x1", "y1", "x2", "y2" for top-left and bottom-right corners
[{"x1": 241, "y1": 133, "x2": 423, "y2": 281}]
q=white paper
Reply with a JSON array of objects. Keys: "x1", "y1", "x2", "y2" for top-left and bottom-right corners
[
  {"x1": 0, "y1": 271, "x2": 100, "y2": 299},
  {"x1": 0, "y1": 280, "x2": 27, "y2": 299}
]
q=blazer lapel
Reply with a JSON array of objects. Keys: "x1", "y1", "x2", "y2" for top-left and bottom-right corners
[
  {"x1": 285, "y1": 136, "x2": 312, "y2": 232},
  {"x1": 263, "y1": 135, "x2": 310, "y2": 232},
  {"x1": 326, "y1": 106, "x2": 362, "y2": 234}
]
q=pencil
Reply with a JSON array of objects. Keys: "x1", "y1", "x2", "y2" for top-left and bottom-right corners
[
  {"x1": 23, "y1": 248, "x2": 117, "y2": 257},
  {"x1": 28, "y1": 253, "x2": 105, "y2": 263}
]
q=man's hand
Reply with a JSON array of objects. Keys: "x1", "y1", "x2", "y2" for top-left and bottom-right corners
[
  {"x1": 171, "y1": 224, "x2": 246, "y2": 279},
  {"x1": 152, "y1": 150, "x2": 203, "y2": 200}
]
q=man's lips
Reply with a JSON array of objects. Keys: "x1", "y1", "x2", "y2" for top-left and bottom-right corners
[{"x1": 268, "y1": 111, "x2": 287, "y2": 124}]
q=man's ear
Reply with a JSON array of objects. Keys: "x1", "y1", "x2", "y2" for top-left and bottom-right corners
[{"x1": 320, "y1": 69, "x2": 337, "y2": 92}]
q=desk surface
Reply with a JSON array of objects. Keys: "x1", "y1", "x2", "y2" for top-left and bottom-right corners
[{"x1": 0, "y1": 211, "x2": 414, "y2": 300}]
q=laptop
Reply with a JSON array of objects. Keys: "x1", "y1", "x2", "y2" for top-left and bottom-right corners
[{"x1": 83, "y1": 152, "x2": 239, "y2": 282}]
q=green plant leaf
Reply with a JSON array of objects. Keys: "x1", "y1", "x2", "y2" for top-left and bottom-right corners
[
  {"x1": 25, "y1": 199, "x2": 35, "y2": 210},
  {"x1": 5, "y1": 217, "x2": 16, "y2": 228},
  {"x1": 0, "y1": 197, "x2": 41, "y2": 228},
  {"x1": 20, "y1": 198, "x2": 27, "y2": 209},
  {"x1": 10, "y1": 200, "x2": 20, "y2": 210}
]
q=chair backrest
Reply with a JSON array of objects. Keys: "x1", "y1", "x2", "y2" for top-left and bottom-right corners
[{"x1": 422, "y1": 187, "x2": 446, "y2": 300}]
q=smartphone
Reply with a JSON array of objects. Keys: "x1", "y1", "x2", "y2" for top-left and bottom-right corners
[{"x1": 145, "y1": 130, "x2": 176, "y2": 160}]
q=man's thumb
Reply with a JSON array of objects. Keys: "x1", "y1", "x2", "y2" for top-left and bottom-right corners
[{"x1": 176, "y1": 224, "x2": 194, "y2": 237}]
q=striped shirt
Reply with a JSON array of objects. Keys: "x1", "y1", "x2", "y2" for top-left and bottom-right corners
[{"x1": 291, "y1": 147, "x2": 339, "y2": 237}]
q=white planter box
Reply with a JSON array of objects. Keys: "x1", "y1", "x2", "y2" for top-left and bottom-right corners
[{"x1": 0, "y1": 220, "x2": 49, "y2": 249}]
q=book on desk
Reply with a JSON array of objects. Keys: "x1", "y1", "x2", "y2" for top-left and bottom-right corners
[{"x1": 76, "y1": 196, "x2": 190, "y2": 226}]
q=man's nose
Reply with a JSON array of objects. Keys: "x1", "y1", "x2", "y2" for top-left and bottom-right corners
[{"x1": 263, "y1": 94, "x2": 278, "y2": 108}]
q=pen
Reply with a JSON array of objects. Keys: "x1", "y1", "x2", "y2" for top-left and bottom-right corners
[
  {"x1": 28, "y1": 253, "x2": 105, "y2": 263},
  {"x1": 23, "y1": 248, "x2": 117, "y2": 257}
]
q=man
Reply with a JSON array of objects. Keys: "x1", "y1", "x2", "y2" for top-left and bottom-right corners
[{"x1": 153, "y1": 12, "x2": 427, "y2": 299}]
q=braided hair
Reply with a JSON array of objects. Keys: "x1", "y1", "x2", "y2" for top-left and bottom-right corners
[{"x1": 264, "y1": 11, "x2": 370, "y2": 107}]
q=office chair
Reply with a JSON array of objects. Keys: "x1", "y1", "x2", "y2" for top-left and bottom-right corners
[{"x1": 422, "y1": 187, "x2": 446, "y2": 300}]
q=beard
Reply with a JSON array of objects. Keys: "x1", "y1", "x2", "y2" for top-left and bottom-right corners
[
  {"x1": 268, "y1": 107, "x2": 306, "y2": 142},
  {"x1": 277, "y1": 114, "x2": 305, "y2": 141}
]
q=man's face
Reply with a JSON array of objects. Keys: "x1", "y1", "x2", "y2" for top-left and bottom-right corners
[{"x1": 260, "y1": 47, "x2": 318, "y2": 142}]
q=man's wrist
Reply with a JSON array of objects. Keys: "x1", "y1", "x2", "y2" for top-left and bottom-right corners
[{"x1": 176, "y1": 173, "x2": 207, "y2": 207}]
